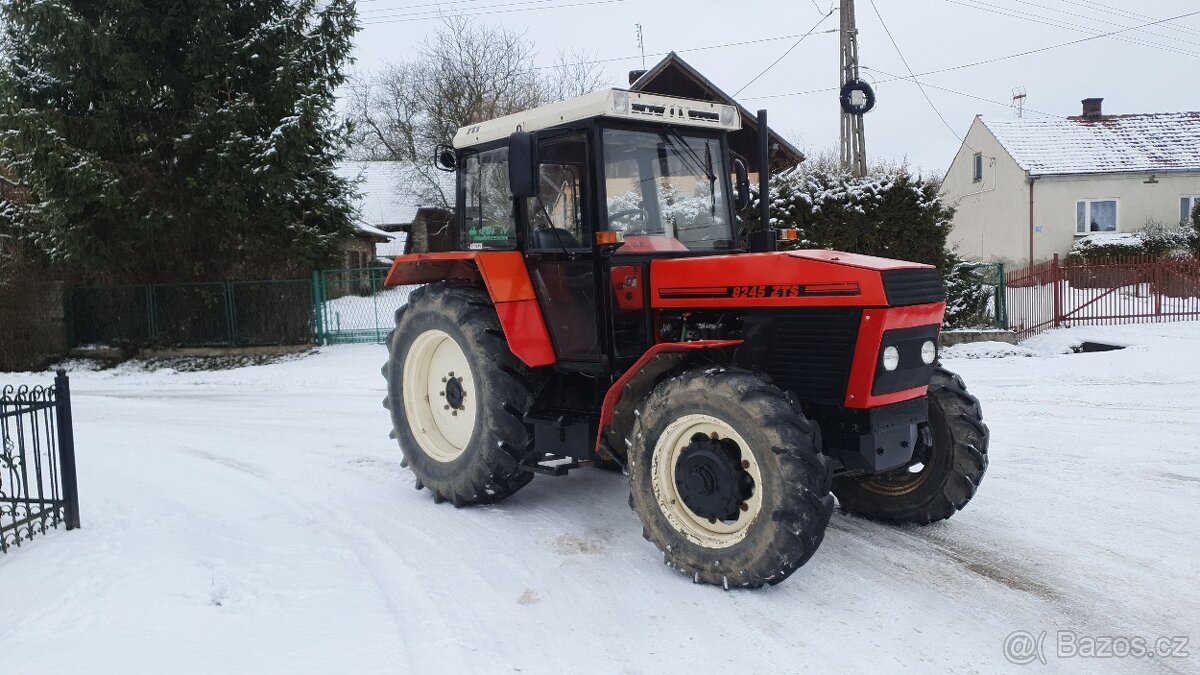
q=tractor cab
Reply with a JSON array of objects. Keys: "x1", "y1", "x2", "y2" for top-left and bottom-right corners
[
  {"x1": 437, "y1": 89, "x2": 750, "y2": 370},
  {"x1": 448, "y1": 88, "x2": 745, "y2": 256}
]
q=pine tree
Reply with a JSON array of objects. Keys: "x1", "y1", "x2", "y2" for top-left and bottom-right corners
[
  {"x1": 0, "y1": 0, "x2": 359, "y2": 282},
  {"x1": 746, "y1": 165, "x2": 954, "y2": 272}
]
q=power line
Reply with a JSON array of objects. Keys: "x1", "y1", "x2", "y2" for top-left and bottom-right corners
[
  {"x1": 361, "y1": 0, "x2": 557, "y2": 21},
  {"x1": 357, "y1": 0, "x2": 486, "y2": 14},
  {"x1": 861, "y1": 65, "x2": 1065, "y2": 119},
  {"x1": 360, "y1": 0, "x2": 626, "y2": 25},
  {"x1": 868, "y1": 0, "x2": 966, "y2": 146},
  {"x1": 1065, "y1": 0, "x2": 1200, "y2": 38},
  {"x1": 732, "y1": 9, "x2": 836, "y2": 97},
  {"x1": 1004, "y1": 0, "x2": 1200, "y2": 47},
  {"x1": 946, "y1": 0, "x2": 1200, "y2": 59},
  {"x1": 744, "y1": 8, "x2": 1200, "y2": 101}
]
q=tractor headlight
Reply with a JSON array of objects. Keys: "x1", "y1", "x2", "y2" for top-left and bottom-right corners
[
  {"x1": 720, "y1": 104, "x2": 736, "y2": 126},
  {"x1": 882, "y1": 346, "x2": 900, "y2": 371},
  {"x1": 921, "y1": 340, "x2": 937, "y2": 365}
]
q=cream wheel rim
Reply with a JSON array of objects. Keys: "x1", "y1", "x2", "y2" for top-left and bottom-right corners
[
  {"x1": 402, "y1": 329, "x2": 476, "y2": 462},
  {"x1": 651, "y1": 414, "x2": 763, "y2": 549}
]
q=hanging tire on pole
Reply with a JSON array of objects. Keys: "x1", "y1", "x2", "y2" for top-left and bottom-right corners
[
  {"x1": 627, "y1": 367, "x2": 834, "y2": 589},
  {"x1": 382, "y1": 282, "x2": 545, "y2": 506}
]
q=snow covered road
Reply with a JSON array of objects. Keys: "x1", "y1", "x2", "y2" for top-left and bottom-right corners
[{"x1": 3, "y1": 323, "x2": 1199, "y2": 674}]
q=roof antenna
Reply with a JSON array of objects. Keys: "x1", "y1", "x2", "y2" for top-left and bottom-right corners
[
  {"x1": 1012, "y1": 86, "x2": 1026, "y2": 118},
  {"x1": 636, "y1": 23, "x2": 646, "y2": 69}
]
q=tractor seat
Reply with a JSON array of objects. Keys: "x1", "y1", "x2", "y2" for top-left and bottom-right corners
[{"x1": 532, "y1": 227, "x2": 581, "y2": 250}]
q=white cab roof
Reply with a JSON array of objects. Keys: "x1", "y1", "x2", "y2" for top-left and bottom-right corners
[{"x1": 452, "y1": 89, "x2": 742, "y2": 149}]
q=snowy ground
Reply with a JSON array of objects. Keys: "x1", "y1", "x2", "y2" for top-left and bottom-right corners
[{"x1": 3, "y1": 323, "x2": 1199, "y2": 674}]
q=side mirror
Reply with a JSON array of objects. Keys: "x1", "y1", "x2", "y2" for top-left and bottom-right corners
[
  {"x1": 434, "y1": 143, "x2": 457, "y2": 172},
  {"x1": 508, "y1": 131, "x2": 536, "y2": 198},
  {"x1": 733, "y1": 158, "x2": 751, "y2": 211}
]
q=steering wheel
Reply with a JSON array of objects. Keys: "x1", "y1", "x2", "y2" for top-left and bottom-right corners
[{"x1": 609, "y1": 208, "x2": 649, "y2": 233}]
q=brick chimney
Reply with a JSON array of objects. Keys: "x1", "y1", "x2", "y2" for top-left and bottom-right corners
[{"x1": 1081, "y1": 97, "x2": 1103, "y2": 119}]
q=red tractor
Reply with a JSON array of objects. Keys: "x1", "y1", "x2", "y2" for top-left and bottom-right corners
[{"x1": 381, "y1": 89, "x2": 988, "y2": 588}]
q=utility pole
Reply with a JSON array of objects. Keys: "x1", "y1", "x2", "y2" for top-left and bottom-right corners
[{"x1": 840, "y1": 0, "x2": 867, "y2": 176}]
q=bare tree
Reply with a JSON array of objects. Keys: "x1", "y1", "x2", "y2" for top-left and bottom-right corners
[
  {"x1": 346, "y1": 16, "x2": 607, "y2": 210},
  {"x1": 542, "y1": 49, "x2": 609, "y2": 101}
]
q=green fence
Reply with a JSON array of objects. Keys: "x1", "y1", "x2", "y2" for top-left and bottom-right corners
[
  {"x1": 67, "y1": 280, "x2": 314, "y2": 348},
  {"x1": 313, "y1": 267, "x2": 416, "y2": 345},
  {"x1": 954, "y1": 262, "x2": 1008, "y2": 328}
]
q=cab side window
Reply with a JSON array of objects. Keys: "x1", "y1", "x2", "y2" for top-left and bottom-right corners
[
  {"x1": 461, "y1": 147, "x2": 517, "y2": 250},
  {"x1": 528, "y1": 133, "x2": 589, "y2": 250}
]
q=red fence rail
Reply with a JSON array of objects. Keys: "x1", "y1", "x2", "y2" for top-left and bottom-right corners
[{"x1": 1004, "y1": 255, "x2": 1200, "y2": 340}]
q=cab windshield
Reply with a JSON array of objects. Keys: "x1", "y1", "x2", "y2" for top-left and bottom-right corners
[{"x1": 602, "y1": 128, "x2": 733, "y2": 252}]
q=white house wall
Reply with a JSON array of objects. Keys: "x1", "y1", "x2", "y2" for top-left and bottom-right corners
[
  {"x1": 1031, "y1": 172, "x2": 1200, "y2": 259},
  {"x1": 942, "y1": 117, "x2": 1031, "y2": 265}
]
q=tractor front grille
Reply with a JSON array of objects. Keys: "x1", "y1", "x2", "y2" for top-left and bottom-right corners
[
  {"x1": 881, "y1": 269, "x2": 945, "y2": 306},
  {"x1": 735, "y1": 309, "x2": 862, "y2": 405}
]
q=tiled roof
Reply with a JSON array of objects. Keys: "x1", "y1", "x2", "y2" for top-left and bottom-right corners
[
  {"x1": 984, "y1": 112, "x2": 1200, "y2": 176},
  {"x1": 335, "y1": 161, "x2": 453, "y2": 227}
]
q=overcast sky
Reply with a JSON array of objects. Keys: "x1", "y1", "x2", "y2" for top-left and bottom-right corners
[{"x1": 346, "y1": 0, "x2": 1200, "y2": 174}]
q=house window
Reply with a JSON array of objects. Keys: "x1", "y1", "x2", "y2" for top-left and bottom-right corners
[
  {"x1": 972, "y1": 152, "x2": 983, "y2": 182},
  {"x1": 1075, "y1": 199, "x2": 1118, "y2": 234},
  {"x1": 1182, "y1": 196, "x2": 1200, "y2": 225}
]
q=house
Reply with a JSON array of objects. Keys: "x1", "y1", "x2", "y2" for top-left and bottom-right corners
[
  {"x1": 335, "y1": 160, "x2": 454, "y2": 261},
  {"x1": 629, "y1": 52, "x2": 805, "y2": 174},
  {"x1": 942, "y1": 98, "x2": 1200, "y2": 266}
]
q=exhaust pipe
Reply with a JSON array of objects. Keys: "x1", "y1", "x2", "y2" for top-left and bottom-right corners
[
  {"x1": 748, "y1": 109, "x2": 776, "y2": 252},
  {"x1": 758, "y1": 109, "x2": 769, "y2": 232}
]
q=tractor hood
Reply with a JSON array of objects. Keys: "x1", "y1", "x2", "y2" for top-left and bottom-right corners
[{"x1": 647, "y1": 251, "x2": 945, "y2": 309}]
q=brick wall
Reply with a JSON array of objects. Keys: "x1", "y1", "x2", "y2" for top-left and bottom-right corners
[{"x1": 0, "y1": 279, "x2": 67, "y2": 372}]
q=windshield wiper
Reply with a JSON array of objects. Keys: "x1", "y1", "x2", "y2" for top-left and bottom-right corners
[
  {"x1": 666, "y1": 128, "x2": 717, "y2": 183},
  {"x1": 666, "y1": 128, "x2": 719, "y2": 217}
]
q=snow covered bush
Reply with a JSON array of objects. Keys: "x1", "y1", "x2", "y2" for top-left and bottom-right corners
[
  {"x1": 1067, "y1": 233, "x2": 1146, "y2": 262},
  {"x1": 744, "y1": 164, "x2": 954, "y2": 272},
  {"x1": 1139, "y1": 219, "x2": 1191, "y2": 258},
  {"x1": 1067, "y1": 220, "x2": 1190, "y2": 263},
  {"x1": 943, "y1": 259, "x2": 997, "y2": 328}
]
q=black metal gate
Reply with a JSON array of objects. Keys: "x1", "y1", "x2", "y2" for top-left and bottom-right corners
[{"x1": 1, "y1": 371, "x2": 80, "y2": 552}]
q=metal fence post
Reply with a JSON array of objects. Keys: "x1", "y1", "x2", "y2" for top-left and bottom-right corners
[
  {"x1": 1051, "y1": 254, "x2": 1062, "y2": 327},
  {"x1": 993, "y1": 262, "x2": 1007, "y2": 329},
  {"x1": 146, "y1": 284, "x2": 158, "y2": 342},
  {"x1": 1153, "y1": 260, "x2": 1163, "y2": 320},
  {"x1": 224, "y1": 281, "x2": 238, "y2": 345},
  {"x1": 311, "y1": 271, "x2": 324, "y2": 345},
  {"x1": 53, "y1": 370, "x2": 80, "y2": 531}
]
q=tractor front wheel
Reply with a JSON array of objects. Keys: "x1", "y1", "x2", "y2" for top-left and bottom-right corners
[
  {"x1": 628, "y1": 368, "x2": 834, "y2": 589},
  {"x1": 832, "y1": 367, "x2": 989, "y2": 524},
  {"x1": 383, "y1": 282, "x2": 543, "y2": 506}
]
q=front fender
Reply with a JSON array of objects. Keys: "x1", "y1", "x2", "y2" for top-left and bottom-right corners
[{"x1": 597, "y1": 340, "x2": 743, "y2": 461}]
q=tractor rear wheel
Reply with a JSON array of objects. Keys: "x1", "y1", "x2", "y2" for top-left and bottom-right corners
[
  {"x1": 383, "y1": 282, "x2": 543, "y2": 506},
  {"x1": 628, "y1": 367, "x2": 834, "y2": 589},
  {"x1": 832, "y1": 367, "x2": 989, "y2": 524}
]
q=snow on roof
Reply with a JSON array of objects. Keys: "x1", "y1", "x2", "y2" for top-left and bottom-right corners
[
  {"x1": 356, "y1": 221, "x2": 397, "y2": 240},
  {"x1": 984, "y1": 112, "x2": 1200, "y2": 176},
  {"x1": 335, "y1": 160, "x2": 453, "y2": 227}
]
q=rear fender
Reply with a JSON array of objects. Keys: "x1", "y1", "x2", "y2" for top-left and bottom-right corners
[
  {"x1": 597, "y1": 340, "x2": 743, "y2": 461},
  {"x1": 385, "y1": 252, "x2": 556, "y2": 368}
]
